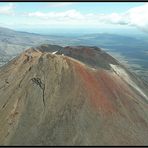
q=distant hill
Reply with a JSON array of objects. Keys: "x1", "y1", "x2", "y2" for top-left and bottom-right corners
[
  {"x1": 1, "y1": 27, "x2": 147, "y2": 56},
  {"x1": 0, "y1": 27, "x2": 67, "y2": 55}
]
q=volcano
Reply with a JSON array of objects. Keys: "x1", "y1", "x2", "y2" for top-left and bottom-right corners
[{"x1": 0, "y1": 44, "x2": 148, "y2": 146}]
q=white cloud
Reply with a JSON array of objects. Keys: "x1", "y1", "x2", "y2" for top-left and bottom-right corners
[
  {"x1": 103, "y1": 3, "x2": 148, "y2": 32},
  {"x1": 125, "y1": 3, "x2": 148, "y2": 32},
  {"x1": 0, "y1": 3, "x2": 15, "y2": 15},
  {"x1": 28, "y1": 9, "x2": 84, "y2": 20},
  {"x1": 28, "y1": 9, "x2": 102, "y2": 27},
  {"x1": 26, "y1": 3, "x2": 148, "y2": 32},
  {"x1": 100, "y1": 3, "x2": 148, "y2": 32}
]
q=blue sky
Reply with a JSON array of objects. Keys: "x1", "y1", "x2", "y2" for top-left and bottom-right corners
[
  {"x1": 4, "y1": 2, "x2": 145, "y2": 13},
  {"x1": 0, "y1": 2, "x2": 148, "y2": 35}
]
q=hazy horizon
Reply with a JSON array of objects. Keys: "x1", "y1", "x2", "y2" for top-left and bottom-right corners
[{"x1": 15, "y1": 27, "x2": 148, "y2": 37}]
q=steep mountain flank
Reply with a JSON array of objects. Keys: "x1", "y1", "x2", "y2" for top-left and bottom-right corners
[{"x1": 0, "y1": 45, "x2": 148, "y2": 146}]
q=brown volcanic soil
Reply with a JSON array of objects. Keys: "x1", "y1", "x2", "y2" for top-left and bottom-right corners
[
  {"x1": 58, "y1": 46, "x2": 119, "y2": 69},
  {"x1": 0, "y1": 46, "x2": 148, "y2": 145}
]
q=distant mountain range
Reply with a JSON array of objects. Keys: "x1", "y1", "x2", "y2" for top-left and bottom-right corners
[
  {"x1": 0, "y1": 27, "x2": 148, "y2": 56},
  {"x1": 0, "y1": 27, "x2": 66, "y2": 55},
  {"x1": 0, "y1": 44, "x2": 148, "y2": 145}
]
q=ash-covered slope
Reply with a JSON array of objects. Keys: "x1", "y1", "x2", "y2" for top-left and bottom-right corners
[{"x1": 0, "y1": 45, "x2": 148, "y2": 146}]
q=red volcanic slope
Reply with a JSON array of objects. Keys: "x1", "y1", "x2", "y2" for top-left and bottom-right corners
[{"x1": 0, "y1": 46, "x2": 148, "y2": 145}]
